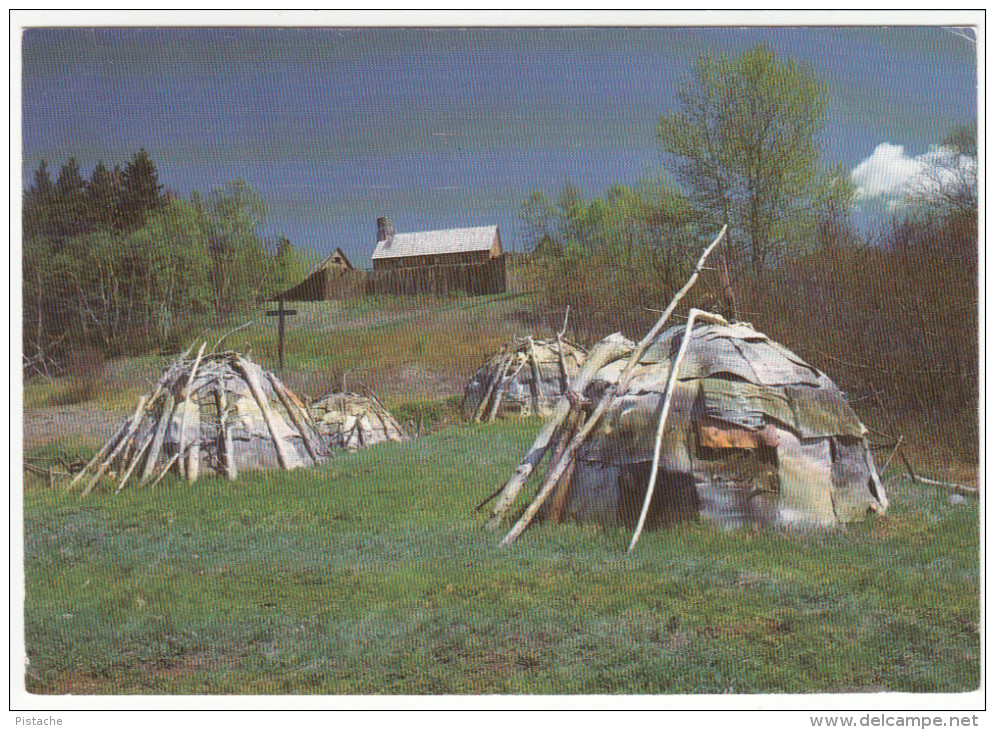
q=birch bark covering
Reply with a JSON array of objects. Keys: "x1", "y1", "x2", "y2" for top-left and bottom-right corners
[
  {"x1": 463, "y1": 337, "x2": 588, "y2": 422},
  {"x1": 309, "y1": 392, "x2": 410, "y2": 452},
  {"x1": 66, "y1": 344, "x2": 325, "y2": 494}
]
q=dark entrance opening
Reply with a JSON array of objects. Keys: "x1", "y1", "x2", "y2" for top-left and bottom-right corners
[{"x1": 618, "y1": 463, "x2": 700, "y2": 530}]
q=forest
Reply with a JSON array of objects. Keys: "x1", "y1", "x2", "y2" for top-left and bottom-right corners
[
  {"x1": 514, "y1": 46, "x2": 978, "y2": 456},
  {"x1": 22, "y1": 149, "x2": 314, "y2": 358}
]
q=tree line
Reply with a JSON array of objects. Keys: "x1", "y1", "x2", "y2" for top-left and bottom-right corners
[
  {"x1": 519, "y1": 46, "x2": 862, "y2": 274},
  {"x1": 521, "y1": 44, "x2": 975, "y2": 269},
  {"x1": 23, "y1": 149, "x2": 313, "y2": 359}
]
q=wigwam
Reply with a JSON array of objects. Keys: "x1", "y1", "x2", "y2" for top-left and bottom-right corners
[
  {"x1": 463, "y1": 309, "x2": 587, "y2": 422},
  {"x1": 309, "y1": 390, "x2": 410, "y2": 452},
  {"x1": 66, "y1": 335, "x2": 326, "y2": 495},
  {"x1": 485, "y1": 228, "x2": 888, "y2": 549}
]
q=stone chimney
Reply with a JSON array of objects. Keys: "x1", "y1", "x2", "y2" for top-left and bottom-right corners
[{"x1": 377, "y1": 217, "x2": 395, "y2": 246}]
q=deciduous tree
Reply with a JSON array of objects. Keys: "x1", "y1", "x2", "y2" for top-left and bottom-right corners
[
  {"x1": 199, "y1": 178, "x2": 269, "y2": 324},
  {"x1": 657, "y1": 44, "x2": 830, "y2": 269}
]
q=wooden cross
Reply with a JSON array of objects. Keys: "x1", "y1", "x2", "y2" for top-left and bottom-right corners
[{"x1": 265, "y1": 297, "x2": 297, "y2": 370}]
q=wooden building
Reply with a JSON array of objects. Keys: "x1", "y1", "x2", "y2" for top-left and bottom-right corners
[
  {"x1": 368, "y1": 217, "x2": 506, "y2": 296},
  {"x1": 277, "y1": 248, "x2": 363, "y2": 301}
]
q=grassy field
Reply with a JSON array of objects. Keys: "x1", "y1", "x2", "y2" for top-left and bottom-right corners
[
  {"x1": 23, "y1": 418, "x2": 979, "y2": 695},
  {"x1": 22, "y1": 293, "x2": 541, "y2": 448},
  {"x1": 20, "y1": 294, "x2": 980, "y2": 695}
]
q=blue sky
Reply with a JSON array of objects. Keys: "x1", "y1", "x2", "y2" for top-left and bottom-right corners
[{"x1": 21, "y1": 26, "x2": 977, "y2": 266}]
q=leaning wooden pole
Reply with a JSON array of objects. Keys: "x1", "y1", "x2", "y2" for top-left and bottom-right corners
[
  {"x1": 267, "y1": 372, "x2": 323, "y2": 464},
  {"x1": 359, "y1": 382, "x2": 408, "y2": 440},
  {"x1": 115, "y1": 433, "x2": 153, "y2": 494},
  {"x1": 547, "y1": 406, "x2": 587, "y2": 522},
  {"x1": 66, "y1": 418, "x2": 130, "y2": 493},
  {"x1": 80, "y1": 395, "x2": 149, "y2": 497},
  {"x1": 555, "y1": 305, "x2": 571, "y2": 392},
  {"x1": 484, "y1": 354, "x2": 519, "y2": 423},
  {"x1": 473, "y1": 348, "x2": 510, "y2": 423},
  {"x1": 525, "y1": 336, "x2": 549, "y2": 417},
  {"x1": 614, "y1": 226, "x2": 727, "y2": 391},
  {"x1": 139, "y1": 392, "x2": 177, "y2": 486},
  {"x1": 868, "y1": 382, "x2": 919, "y2": 484},
  {"x1": 236, "y1": 356, "x2": 295, "y2": 470},
  {"x1": 212, "y1": 321, "x2": 252, "y2": 354},
  {"x1": 486, "y1": 332, "x2": 635, "y2": 528},
  {"x1": 498, "y1": 393, "x2": 617, "y2": 546},
  {"x1": 627, "y1": 309, "x2": 729, "y2": 552},
  {"x1": 176, "y1": 342, "x2": 207, "y2": 481},
  {"x1": 216, "y1": 387, "x2": 237, "y2": 482}
]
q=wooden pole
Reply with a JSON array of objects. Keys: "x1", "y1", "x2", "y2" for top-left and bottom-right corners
[
  {"x1": 66, "y1": 418, "x2": 129, "y2": 493},
  {"x1": 555, "y1": 306, "x2": 571, "y2": 392},
  {"x1": 484, "y1": 354, "x2": 519, "y2": 423},
  {"x1": 879, "y1": 434, "x2": 905, "y2": 475},
  {"x1": 267, "y1": 372, "x2": 323, "y2": 463},
  {"x1": 216, "y1": 387, "x2": 237, "y2": 482},
  {"x1": 81, "y1": 396, "x2": 149, "y2": 497},
  {"x1": 526, "y1": 337, "x2": 549, "y2": 417},
  {"x1": 115, "y1": 433, "x2": 153, "y2": 494},
  {"x1": 904, "y1": 474, "x2": 978, "y2": 495},
  {"x1": 278, "y1": 296, "x2": 286, "y2": 371},
  {"x1": 612, "y1": 226, "x2": 727, "y2": 392},
  {"x1": 547, "y1": 408, "x2": 585, "y2": 522},
  {"x1": 148, "y1": 452, "x2": 181, "y2": 490},
  {"x1": 360, "y1": 383, "x2": 409, "y2": 441},
  {"x1": 235, "y1": 356, "x2": 295, "y2": 470},
  {"x1": 212, "y1": 321, "x2": 252, "y2": 353},
  {"x1": 868, "y1": 382, "x2": 919, "y2": 483},
  {"x1": 177, "y1": 342, "x2": 206, "y2": 481},
  {"x1": 719, "y1": 253, "x2": 739, "y2": 321},
  {"x1": 487, "y1": 333, "x2": 635, "y2": 529},
  {"x1": 473, "y1": 349, "x2": 510, "y2": 423},
  {"x1": 139, "y1": 392, "x2": 176, "y2": 486},
  {"x1": 627, "y1": 309, "x2": 729, "y2": 552},
  {"x1": 498, "y1": 394, "x2": 617, "y2": 546}
]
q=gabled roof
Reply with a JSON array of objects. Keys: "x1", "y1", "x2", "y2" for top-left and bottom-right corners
[
  {"x1": 273, "y1": 247, "x2": 355, "y2": 301},
  {"x1": 372, "y1": 225, "x2": 499, "y2": 260},
  {"x1": 320, "y1": 247, "x2": 352, "y2": 270}
]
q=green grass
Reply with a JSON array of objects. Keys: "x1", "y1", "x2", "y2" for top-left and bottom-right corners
[
  {"x1": 22, "y1": 295, "x2": 540, "y2": 416},
  {"x1": 23, "y1": 419, "x2": 979, "y2": 695},
  {"x1": 245, "y1": 295, "x2": 534, "y2": 378}
]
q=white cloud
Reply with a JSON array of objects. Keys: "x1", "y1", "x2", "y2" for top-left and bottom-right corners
[
  {"x1": 851, "y1": 143, "x2": 922, "y2": 201},
  {"x1": 850, "y1": 142, "x2": 976, "y2": 211}
]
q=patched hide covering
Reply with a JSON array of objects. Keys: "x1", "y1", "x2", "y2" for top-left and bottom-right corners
[
  {"x1": 555, "y1": 322, "x2": 887, "y2": 529},
  {"x1": 463, "y1": 338, "x2": 588, "y2": 419},
  {"x1": 310, "y1": 392, "x2": 409, "y2": 452}
]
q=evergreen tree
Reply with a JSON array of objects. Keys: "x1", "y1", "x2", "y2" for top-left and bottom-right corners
[
  {"x1": 30, "y1": 159, "x2": 53, "y2": 198},
  {"x1": 54, "y1": 157, "x2": 88, "y2": 238},
  {"x1": 119, "y1": 148, "x2": 164, "y2": 230},
  {"x1": 23, "y1": 159, "x2": 54, "y2": 237}
]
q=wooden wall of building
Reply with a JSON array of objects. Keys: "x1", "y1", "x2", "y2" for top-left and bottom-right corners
[
  {"x1": 367, "y1": 256, "x2": 506, "y2": 296},
  {"x1": 281, "y1": 268, "x2": 367, "y2": 301},
  {"x1": 372, "y1": 250, "x2": 492, "y2": 271}
]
